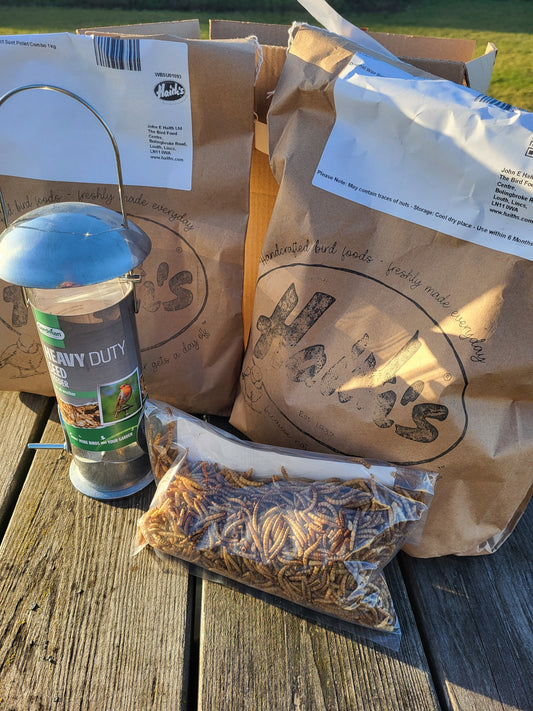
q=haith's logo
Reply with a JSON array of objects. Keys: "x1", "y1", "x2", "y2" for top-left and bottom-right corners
[
  {"x1": 131, "y1": 216, "x2": 208, "y2": 353},
  {"x1": 245, "y1": 266, "x2": 469, "y2": 466},
  {"x1": 154, "y1": 81, "x2": 186, "y2": 102}
]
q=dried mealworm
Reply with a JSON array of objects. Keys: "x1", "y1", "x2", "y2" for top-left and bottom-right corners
[{"x1": 138, "y1": 442, "x2": 429, "y2": 634}]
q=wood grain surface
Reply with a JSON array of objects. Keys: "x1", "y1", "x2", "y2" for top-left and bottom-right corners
[
  {"x1": 400, "y1": 501, "x2": 533, "y2": 711},
  {"x1": 198, "y1": 561, "x2": 441, "y2": 711},
  {"x1": 0, "y1": 408, "x2": 194, "y2": 711},
  {"x1": 0, "y1": 400, "x2": 530, "y2": 711},
  {"x1": 0, "y1": 391, "x2": 51, "y2": 529}
]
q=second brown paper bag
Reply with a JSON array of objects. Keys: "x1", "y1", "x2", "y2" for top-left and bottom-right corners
[{"x1": 230, "y1": 24, "x2": 533, "y2": 557}]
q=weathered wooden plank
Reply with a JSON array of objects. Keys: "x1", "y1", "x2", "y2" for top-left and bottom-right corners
[
  {"x1": 198, "y1": 560, "x2": 440, "y2": 711},
  {"x1": 0, "y1": 391, "x2": 51, "y2": 531},
  {"x1": 0, "y1": 408, "x2": 195, "y2": 711},
  {"x1": 400, "y1": 501, "x2": 533, "y2": 711}
]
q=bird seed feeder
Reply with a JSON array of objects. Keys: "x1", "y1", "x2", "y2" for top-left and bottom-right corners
[{"x1": 0, "y1": 85, "x2": 154, "y2": 499}]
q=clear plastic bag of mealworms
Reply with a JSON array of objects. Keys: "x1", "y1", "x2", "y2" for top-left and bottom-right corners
[{"x1": 137, "y1": 400, "x2": 437, "y2": 650}]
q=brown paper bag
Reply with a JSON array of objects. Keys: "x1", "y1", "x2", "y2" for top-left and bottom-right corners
[
  {"x1": 230, "y1": 25, "x2": 533, "y2": 557},
  {"x1": 0, "y1": 32, "x2": 257, "y2": 416},
  {"x1": 209, "y1": 18, "x2": 498, "y2": 347}
]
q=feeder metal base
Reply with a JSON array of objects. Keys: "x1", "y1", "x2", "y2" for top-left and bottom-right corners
[{"x1": 69, "y1": 459, "x2": 154, "y2": 500}]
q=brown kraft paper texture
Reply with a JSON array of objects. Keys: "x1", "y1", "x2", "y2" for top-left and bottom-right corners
[
  {"x1": 0, "y1": 35, "x2": 256, "y2": 416},
  {"x1": 230, "y1": 25, "x2": 533, "y2": 557}
]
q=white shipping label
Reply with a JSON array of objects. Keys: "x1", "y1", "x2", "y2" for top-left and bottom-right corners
[
  {"x1": 313, "y1": 52, "x2": 533, "y2": 261},
  {"x1": 0, "y1": 33, "x2": 192, "y2": 190}
]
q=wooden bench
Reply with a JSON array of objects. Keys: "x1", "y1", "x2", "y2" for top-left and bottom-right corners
[{"x1": 0, "y1": 390, "x2": 530, "y2": 710}]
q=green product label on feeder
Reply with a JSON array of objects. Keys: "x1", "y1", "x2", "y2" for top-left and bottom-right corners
[
  {"x1": 32, "y1": 295, "x2": 144, "y2": 452},
  {"x1": 34, "y1": 310, "x2": 66, "y2": 348},
  {"x1": 64, "y1": 411, "x2": 142, "y2": 452}
]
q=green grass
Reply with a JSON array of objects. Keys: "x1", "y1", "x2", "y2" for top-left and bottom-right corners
[{"x1": 0, "y1": 0, "x2": 532, "y2": 109}]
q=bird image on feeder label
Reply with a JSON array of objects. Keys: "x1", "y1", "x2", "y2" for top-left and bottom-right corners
[{"x1": 32, "y1": 292, "x2": 145, "y2": 453}]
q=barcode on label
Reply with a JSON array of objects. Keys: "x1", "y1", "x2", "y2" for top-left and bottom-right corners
[
  {"x1": 93, "y1": 36, "x2": 141, "y2": 71},
  {"x1": 474, "y1": 94, "x2": 513, "y2": 112}
]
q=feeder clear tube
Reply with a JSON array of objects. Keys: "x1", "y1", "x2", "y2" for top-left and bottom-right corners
[{"x1": 26, "y1": 278, "x2": 152, "y2": 499}]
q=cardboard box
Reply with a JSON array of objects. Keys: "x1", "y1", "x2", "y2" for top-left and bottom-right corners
[
  {"x1": 78, "y1": 19, "x2": 201, "y2": 40},
  {"x1": 210, "y1": 20, "x2": 497, "y2": 115},
  {"x1": 369, "y1": 31, "x2": 497, "y2": 94},
  {"x1": 209, "y1": 20, "x2": 497, "y2": 341}
]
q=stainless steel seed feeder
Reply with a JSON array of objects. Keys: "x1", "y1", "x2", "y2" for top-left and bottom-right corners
[{"x1": 0, "y1": 84, "x2": 153, "y2": 499}]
